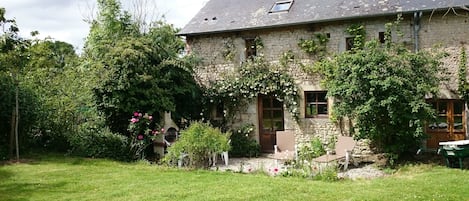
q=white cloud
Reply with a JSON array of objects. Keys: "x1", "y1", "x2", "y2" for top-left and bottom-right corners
[{"x1": 1, "y1": 0, "x2": 207, "y2": 52}]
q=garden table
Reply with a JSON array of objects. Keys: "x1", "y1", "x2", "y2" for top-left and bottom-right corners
[{"x1": 438, "y1": 140, "x2": 469, "y2": 169}]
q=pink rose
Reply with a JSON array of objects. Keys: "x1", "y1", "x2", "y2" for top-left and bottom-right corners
[
  {"x1": 138, "y1": 113, "x2": 143, "y2": 117},
  {"x1": 133, "y1": 112, "x2": 139, "y2": 117},
  {"x1": 161, "y1": 128, "x2": 165, "y2": 133},
  {"x1": 131, "y1": 118, "x2": 139, "y2": 123},
  {"x1": 148, "y1": 116, "x2": 153, "y2": 120},
  {"x1": 137, "y1": 135, "x2": 144, "y2": 140},
  {"x1": 152, "y1": 130, "x2": 159, "y2": 135}
]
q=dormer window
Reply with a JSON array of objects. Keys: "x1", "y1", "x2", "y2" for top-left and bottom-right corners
[{"x1": 270, "y1": 0, "x2": 293, "y2": 13}]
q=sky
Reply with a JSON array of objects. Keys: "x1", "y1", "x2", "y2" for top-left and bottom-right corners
[{"x1": 1, "y1": 0, "x2": 208, "y2": 52}]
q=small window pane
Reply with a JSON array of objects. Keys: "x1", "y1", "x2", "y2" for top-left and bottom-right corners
[
  {"x1": 346, "y1": 37, "x2": 355, "y2": 50},
  {"x1": 273, "y1": 110, "x2": 283, "y2": 119},
  {"x1": 439, "y1": 102, "x2": 447, "y2": 115},
  {"x1": 437, "y1": 116, "x2": 448, "y2": 130},
  {"x1": 378, "y1": 32, "x2": 385, "y2": 43},
  {"x1": 317, "y1": 93, "x2": 327, "y2": 102},
  {"x1": 263, "y1": 119, "x2": 272, "y2": 130},
  {"x1": 307, "y1": 104, "x2": 316, "y2": 116},
  {"x1": 262, "y1": 97, "x2": 270, "y2": 107},
  {"x1": 454, "y1": 116, "x2": 463, "y2": 130},
  {"x1": 454, "y1": 101, "x2": 463, "y2": 114},
  {"x1": 318, "y1": 104, "x2": 328, "y2": 115},
  {"x1": 263, "y1": 110, "x2": 272, "y2": 118},
  {"x1": 273, "y1": 99, "x2": 283, "y2": 108},
  {"x1": 306, "y1": 93, "x2": 315, "y2": 102},
  {"x1": 274, "y1": 121, "x2": 284, "y2": 131}
]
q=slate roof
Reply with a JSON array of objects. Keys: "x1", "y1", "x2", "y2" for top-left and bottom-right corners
[{"x1": 179, "y1": 0, "x2": 469, "y2": 36}]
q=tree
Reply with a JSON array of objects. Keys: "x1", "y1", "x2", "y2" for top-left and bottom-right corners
[
  {"x1": 0, "y1": 8, "x2": 32, "y2": 161},
  {"x1": 311, "y1": 21, "x2": 443, "y2": 158},
  {"x1": 84, "y1": 0, "x2": 202, "y2": 135},
  {"x1": 22, "y1": 39, "x2": 86, "y2": 151}
]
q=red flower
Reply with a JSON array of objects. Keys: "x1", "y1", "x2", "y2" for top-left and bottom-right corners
[{"x1": 137, "y1": 135, "x2": 144, "y2": 140}]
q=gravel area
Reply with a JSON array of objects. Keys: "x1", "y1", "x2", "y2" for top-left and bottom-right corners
[
  {"x1": 210, "y1": 155, "x2": 387, "y2": 179},
  {"x1": 337, "y1": 164, "x2": 386, "y2": 180}
]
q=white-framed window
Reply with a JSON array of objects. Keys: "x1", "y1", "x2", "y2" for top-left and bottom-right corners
[{"x1": 270, "y1": 0, "x2": 294, "y2": 13}]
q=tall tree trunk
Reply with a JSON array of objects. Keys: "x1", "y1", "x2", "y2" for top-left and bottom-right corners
[
  {"x1": 15, "y1": 83, "x2": 20, "y2": 162},
  {"x1": 9, "y1": 108, "x2": 15, "y2": 158}
]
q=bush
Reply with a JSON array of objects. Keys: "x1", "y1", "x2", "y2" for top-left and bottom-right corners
[
  {"x1": 297, "y1": 138, "x2": 326, "y2": 162},
  {"x1": 163, "y1": 122, "x2": 230, "y2": 168},
  {"x1": 229, "y1": 124, "x2": 260, "y2": 157},
  {"x1": 313, "y1": 166, "x2": 339, "y2": 182},
  {"x1": 68, "y1": 122, "x2": 131, "y2": 161}
]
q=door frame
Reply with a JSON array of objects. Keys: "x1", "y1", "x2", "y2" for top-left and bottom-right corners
[{"x1": 257, "y1": 95, "x2": 284, "y2": 153}]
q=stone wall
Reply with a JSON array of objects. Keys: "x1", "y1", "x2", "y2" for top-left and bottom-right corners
[{"x1": 186, "y1": 11, "x2": 469, "y2": 155}]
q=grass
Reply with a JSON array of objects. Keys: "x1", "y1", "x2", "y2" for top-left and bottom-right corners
[{"x1": 1, "y1": 154, "x2": 468, "y2": 201}]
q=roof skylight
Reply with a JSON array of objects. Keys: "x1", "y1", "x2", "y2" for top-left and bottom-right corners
[{"x1": 270, "y1": 0, "x2": 294, "y2": 13}]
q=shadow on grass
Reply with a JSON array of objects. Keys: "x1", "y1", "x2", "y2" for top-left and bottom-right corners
[
  {"x1": 0, "y1": 169, "x2": 14, "y2": 180},
  {"x1": 0, "y1": 181, "x2": 69, "y2": 201},
  {"x1": 2, "y1": 152, "x2": 118, "y2": 167},
  {"x1": 398, "y1": 151, "x2": 469, "y2": 170}
]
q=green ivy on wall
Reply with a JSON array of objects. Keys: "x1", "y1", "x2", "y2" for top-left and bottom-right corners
[
  {"x1": 298, "y1": 33, "x2": 329, "y2": 57},
  {"x1": 345, "y1": 24, "x2": 366, "y2": 51},
  {"x1": 458, "y1": 46, "x2": 469, "y2": 103}
]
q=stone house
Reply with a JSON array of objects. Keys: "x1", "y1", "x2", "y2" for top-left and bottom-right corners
[{"x1": 179, "y1": 0, "x2": 469, "y2": 154}]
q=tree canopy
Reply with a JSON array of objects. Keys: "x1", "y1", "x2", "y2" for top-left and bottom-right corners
[
  {"x1": 310, "y1": 22, "x2": 444, "y2": 157},
  {"x1": 83, "y1": 0, "x2": 202, "y2": 134}
]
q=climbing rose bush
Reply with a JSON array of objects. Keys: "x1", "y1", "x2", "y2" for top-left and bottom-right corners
[{"x1": 128, "y1": 112, "x2": 163, "y2": 160}]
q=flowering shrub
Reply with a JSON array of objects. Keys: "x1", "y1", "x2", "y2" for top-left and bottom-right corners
[
  {"x1": 229, "y1": 124, "x2": 260, "y2": 157},
  {"x1": 205, "y1": 56, "x2": 300, "y2": 120},
  {"x1": 128, "y1": 112, "x2": 163, "y2": 160}
]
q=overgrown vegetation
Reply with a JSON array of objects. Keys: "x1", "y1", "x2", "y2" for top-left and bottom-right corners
[
  {"x1": 298, "y1": 33, "x2": 329, "y2": 57},
  {"x1": 0, "y1": 0, "x2": 203, "y2": 161},
  {"x1": 345, "y1": 24, "x2": 366, "y2": 51},
  {"x1": 85, "y1": 0, "x2": 203, "y2": 135},
  {"x1": 163, "y1": 122, "x2": 231, "y2": 168},
  {"x1": 228, "y1": 124, "x2": 260, "y2": 157},
  {"x1": 205, "y1": 56, "x2": 300, "y2": 121},
  {"x1": 308, "y1": 19, "x2": 444, "y2": 158}
]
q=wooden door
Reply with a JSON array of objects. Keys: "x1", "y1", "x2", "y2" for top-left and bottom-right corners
[
  {"x1": 426, "y1": 100, "x2": 466, "y2": 149},
  {"x1": 258, "y1": 95, "x2": 284, "y2": 153}
]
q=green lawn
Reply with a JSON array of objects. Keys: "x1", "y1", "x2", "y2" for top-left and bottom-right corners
[{"x1": 1, "y1": 154, "x2": 468, "y2": 201}]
